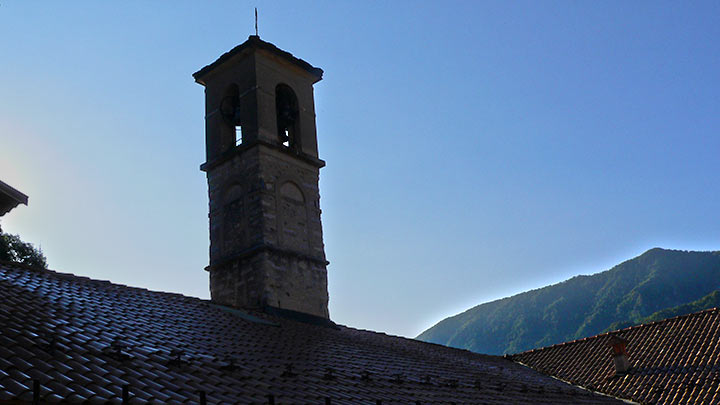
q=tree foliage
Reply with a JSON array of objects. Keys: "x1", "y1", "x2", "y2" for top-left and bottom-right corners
[{"x1": 0, "y1": 224, "x2": 47, "y2": 269}]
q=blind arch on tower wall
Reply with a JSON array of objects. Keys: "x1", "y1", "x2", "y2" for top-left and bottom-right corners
[{"x1": 280, "y1": 181, "x2": 304, "y2": 203}]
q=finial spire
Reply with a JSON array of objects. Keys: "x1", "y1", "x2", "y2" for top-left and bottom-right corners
[{"x1": 255, "y1": 8, "x2": 259, "y2": 37}]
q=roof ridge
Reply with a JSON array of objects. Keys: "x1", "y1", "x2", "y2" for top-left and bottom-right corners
[
  {"x1": 510, "y1": 307, "x2": 720, "y2": 357},
  {"x1": 0, "y1": 259, "x2": 204, "y2": 302},
  {"x1": 343, "y1": 324, "x2": 503, "y2": 365},
  {"x1": 0, "y1": 259, "x2": 54, "y2": 274}
]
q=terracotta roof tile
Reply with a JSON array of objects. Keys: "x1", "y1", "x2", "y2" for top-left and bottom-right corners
[
  {"x1": 511, "y1": 308, "x2": 720, "y2": 404},
  {"x1": 0, "y1": 261, "x2": 623, "y2": 404}
]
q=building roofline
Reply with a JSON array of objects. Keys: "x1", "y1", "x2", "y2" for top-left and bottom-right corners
[{"x1": 0, "y1": 180, "x2": 28, "y2": 217}]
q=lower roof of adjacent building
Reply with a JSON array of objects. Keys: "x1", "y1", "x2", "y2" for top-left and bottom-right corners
[{"x1": 510, "y1": 308, "x2": 720, "y2": 405}]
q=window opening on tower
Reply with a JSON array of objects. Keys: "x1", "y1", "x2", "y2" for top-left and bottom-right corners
[
  {"x1": 220, "y1": 84, "x2": 243, "y2": 146},
  {"x1": 275, "y1": 84, "x2": 299, "y2": 149},
  {"x1": 235, "y1": 126, "x2": 243, "y2": 145}
]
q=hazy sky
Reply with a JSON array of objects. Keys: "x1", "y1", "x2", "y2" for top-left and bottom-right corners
[{"x1": 1, "y1": 1, "x2": 719, "y2": 338}]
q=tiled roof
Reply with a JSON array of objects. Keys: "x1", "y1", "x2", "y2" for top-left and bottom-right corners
[
  {"x1": 510, "y1": 308, "x2": 720, "y2": 404},
  {"x1": 0, "y1": 180, "x2": 28, "y2": 217},
  {"x1": 0, "y1": 261, "x2": 623, "y2": 404}
]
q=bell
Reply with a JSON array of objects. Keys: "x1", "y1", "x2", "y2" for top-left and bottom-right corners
[{"x1": 232, "y1": 108, "x2": 242, "y2": 126}]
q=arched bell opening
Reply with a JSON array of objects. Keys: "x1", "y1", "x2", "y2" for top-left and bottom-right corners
[
  {"x1": 275, "y1": 84, "x2": 300, "y2": 150},
  {"x1": 220, "y1": 84, "x2": 243, "y2": 147}
]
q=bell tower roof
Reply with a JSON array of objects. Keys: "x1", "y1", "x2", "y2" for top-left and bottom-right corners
[{"x1": 193, "y1": 36, "x2": 323, "y2": 85}]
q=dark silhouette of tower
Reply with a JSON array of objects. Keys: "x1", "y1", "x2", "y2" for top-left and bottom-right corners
[{"x1": 194, "y1": 36, "x2": 328, "y2": 318}]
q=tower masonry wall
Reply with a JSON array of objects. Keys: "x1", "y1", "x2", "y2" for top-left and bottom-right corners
[
  {"x1": 209, "y1": 251, "x2": 329, "y2": 318},
  {"x1": 206, "y1": 145, "x2": 328, "y2": 317},
  {"x1": 256, "y1": 147, "x2": 325, "y2": 260}
]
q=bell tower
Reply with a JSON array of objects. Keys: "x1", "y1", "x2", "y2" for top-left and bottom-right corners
[{"x1": 194, "y1": 36, "x2": 329, "y2": 318}]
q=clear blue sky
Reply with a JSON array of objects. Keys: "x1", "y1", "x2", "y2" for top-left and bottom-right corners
[{"x1": 1, "y1": 1, "x2": 719, "y2": 338}]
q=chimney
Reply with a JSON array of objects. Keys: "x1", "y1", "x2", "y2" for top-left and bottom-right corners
[{"x1": 607, "y1": 335, "x2": 630, "y2": 374}]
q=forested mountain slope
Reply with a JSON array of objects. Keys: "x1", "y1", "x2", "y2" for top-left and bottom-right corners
[
  {"x1": 417, "y1": 248, "x2": 720, "y2": 355},
  {"x1": 605, "y1": 289, "x2": 720, "y2": 331}
]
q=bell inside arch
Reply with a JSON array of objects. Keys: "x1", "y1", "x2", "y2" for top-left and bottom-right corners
[{"x1": 220, "y1": 86, "x2": 243, "y2": 145}]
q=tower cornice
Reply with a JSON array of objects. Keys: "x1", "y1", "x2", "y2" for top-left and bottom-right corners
[{"x1": 199, "y1": 139, "x2": 326, "y2": 172}]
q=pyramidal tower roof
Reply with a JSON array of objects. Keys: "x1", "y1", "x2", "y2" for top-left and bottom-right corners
[{"x1": 193, "y1": 35, "x2": 323, "y2": 85}]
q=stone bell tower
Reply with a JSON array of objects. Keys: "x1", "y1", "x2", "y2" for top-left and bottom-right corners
[{"x1": 193, "y1": 36, "x2": 328, "y2": 318}]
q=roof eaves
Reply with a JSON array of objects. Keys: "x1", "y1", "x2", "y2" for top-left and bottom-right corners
[
  {"x1": 512, "y1": 359, "x2": 641, "y2": 404},
  {"x1": 0, "y1": 180, "x2": 28, "y2": 216}
]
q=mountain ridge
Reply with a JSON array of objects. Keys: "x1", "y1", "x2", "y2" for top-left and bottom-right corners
[{"x1": 417, "y1": 248, "x2": 720, "y2": 355}]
